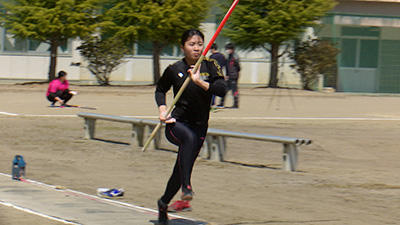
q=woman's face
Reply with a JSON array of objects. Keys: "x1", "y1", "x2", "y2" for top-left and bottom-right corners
[
  {"x1": 181, "y1": 35, "x2": 204, "y2": 65},
  {"x1": 60, "y1": 75, "x2": 67, "y2": 82}
]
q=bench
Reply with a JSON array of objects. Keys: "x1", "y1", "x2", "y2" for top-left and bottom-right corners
[
  {"x1": 201, "y1": 128, "x2": 311, "y2": 172},
  {"x1": 77, "y1": 112, "x2": 163, "y2": 149},
  {"x1": 77, "y1": 112, "x2": 312, "y2": 172}
]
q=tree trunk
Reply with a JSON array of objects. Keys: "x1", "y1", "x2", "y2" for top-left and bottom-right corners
[
  {"x1": 268, "y1": 42, "x2": 280, "y2": 88},
  {"x1": 152, "y1": 41, "x2": 163, "y2": 84},
  {"x1": 48, "y1": 39, "x2": 58, "y2": 82}
]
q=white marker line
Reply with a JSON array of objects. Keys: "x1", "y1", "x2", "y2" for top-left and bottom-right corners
[
  {"x1": 2, "y1": 111, "x2": 400, "y2": 121},
  {"x1": 126, "y1": 116, "x2": 400, "y2": 121},
  {"x1": 124, "y1": 115, "x2": 158, "y2": 119},
  {"x1": 0, "y1": 172, "x2": 202, "y2": 223},
  {"x1": 0, "y1": 111, "x2": 18, "y2": 116},
  {"x1": 212, "y1": 117, "x2": 400, "y2": 121},
  {"x1": 23, "y1": 114, "x2": 78, "y2": 117},
  {"x1": 0, "y1": 200, "x2": 81, "y2": 225}
]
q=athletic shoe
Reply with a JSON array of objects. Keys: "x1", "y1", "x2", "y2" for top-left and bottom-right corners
[
  {"x1": 181, "y1": 185, "x2": 194, "y2": 201},
  {"x1": 158, "y1": 199, "x2": 169, "y2": 225},
  {"x1": 211, "y1": 108, "x2": 221, "y2": 113},
  {"x1": 168, "y1": 200, "x2": 192, "y2": 212},
  {"x1": 97, "y1": 188, "x2": 124, "y2": 198}
]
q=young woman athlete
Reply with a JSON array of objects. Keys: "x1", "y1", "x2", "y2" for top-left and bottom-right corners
[{"x1": 155, "y1": 29, "x2": 227, "y2": 224}]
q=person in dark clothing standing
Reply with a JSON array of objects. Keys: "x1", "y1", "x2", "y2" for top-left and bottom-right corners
[
  {"x1": 210, "y1": 43, "x2": 226, "y2": 70},
  {"x1": 155, "y1": 29, "x2": 227, "y2": 225},
  {"x1": 209, "y1": 43, "x2": 226, "y2": 108},
  {"x1": 218, "y1": 43, "x2": 240, "y2": 108}
]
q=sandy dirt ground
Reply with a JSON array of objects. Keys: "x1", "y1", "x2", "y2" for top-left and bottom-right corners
[{"x1": 1, "y1": 83, "x2": 400, "y2": 225}]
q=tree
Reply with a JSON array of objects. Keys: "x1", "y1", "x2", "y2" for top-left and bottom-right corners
[
  {"x1": 77, "y1": 36, "x2": 130, "y2": 86},
  {"x1": 104, "y1": 0, "x2": 210, "y2": 84},
  {"x1": 0, "y1": 0, "x2": 102, "y2": 81},
  {"x1": 222, "y1": 0, "x2": 336, "y2": 88},
  {"x1": 290, "y1": 38, "x2": 339, "y2": 90}
]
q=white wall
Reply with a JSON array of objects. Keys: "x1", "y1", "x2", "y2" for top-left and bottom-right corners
[
  {"x1": 0, "y1": 26, "x2": 303, "y2": 88},
  {"x1": 0, "y1": 46, "x2": 303, "y2": 88}
]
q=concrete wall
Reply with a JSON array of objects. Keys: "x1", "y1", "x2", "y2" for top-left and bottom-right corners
[
  {"x1": 0, "y1": 38, "x2": 82, "y2": 81},
  {"x1": 76, "y1": 55, "x2": 300, "y2": 87}
]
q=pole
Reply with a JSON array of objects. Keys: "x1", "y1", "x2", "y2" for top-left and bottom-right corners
[{"x1": 142, "y1": 0, "x2": 240, "y2": 151}]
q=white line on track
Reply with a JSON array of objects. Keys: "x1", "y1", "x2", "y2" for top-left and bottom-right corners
[
  {"x1": 0, "y1": 111, "x2": 18, "y2": 116},
  {"x1": 0, "y1": 172, "x2": 199, "y2": 223},
  {"x1": 213, "y1": 117, "x2": 400, "y2": 121},
  {"x1": 24, "y1": 114, "x2": 78, "y2": 117},
  {"x1": 0, "y1": 201, "x2": 82, "y2": 225},
  {"x1": 0, "y1": 172, "x2": 82, "y2": 225},
  {"x1": 0, "y1": 200, "x2": 82, "y2": 225},
  {"x1": 2, "y1": 110, "x2": 400, "y2": 121}
]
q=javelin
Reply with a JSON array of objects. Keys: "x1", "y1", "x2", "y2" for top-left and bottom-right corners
[{"x1": 142, "y1": 0, "x2": 240, "y2": 151}]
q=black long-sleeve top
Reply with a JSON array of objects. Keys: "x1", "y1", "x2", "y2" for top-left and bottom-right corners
[
  {"x1": 226, "y1": 52, "x2": 240, "y2": 79},
  {"x1": 155, "y1": 57, "x2": 227, "y2": 125}
]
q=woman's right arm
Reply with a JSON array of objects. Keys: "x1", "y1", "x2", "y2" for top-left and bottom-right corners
[
  {"x1": 48, "y1": 80, "x2": 58, "y2": 93},
  {"x1": 155, "y1": 67, "x2": 175, "y2": 123}
]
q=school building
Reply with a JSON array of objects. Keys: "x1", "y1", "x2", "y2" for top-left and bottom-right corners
[
  {"x1": 318, "y1": 0, "x2": 400, "y2": 93},
  {"x1": 1, "y1": 0, "x2": 400, "y2": 93}
]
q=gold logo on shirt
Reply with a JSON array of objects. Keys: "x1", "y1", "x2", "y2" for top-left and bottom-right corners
[{"x1": 200, "y1": 72, "x2": 210, "y2": 81}]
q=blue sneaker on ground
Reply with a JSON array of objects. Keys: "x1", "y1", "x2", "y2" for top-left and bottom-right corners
[{"x1": 97, "y1": 188, "x2": 124, "y2": 198}]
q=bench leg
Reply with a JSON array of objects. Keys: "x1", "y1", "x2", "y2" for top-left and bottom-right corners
[
  {"x1": 209, "y1": 136, "x2": 226, "y2": 162},
  {"x1": 200, "y1": 135, "x2": 217, "y2": 159},
  {"x1": 282, "y1": 144, "x2": 298, "y2": 172},
  {"x1": 144, "y1": 125, "x2": 161, "y2": 150},
  {"x1": 83, "y1": 118, "x2": 96, "y2": 139},
  {"x1": 132, "y1": 124, "x2": 145, "y2": 147},
  {"x1": 218, "y1": 136, "x2": 227, "y2": 161},
  {"x1": 200, "y1": 136, "x2": 212, "y2": 159}
]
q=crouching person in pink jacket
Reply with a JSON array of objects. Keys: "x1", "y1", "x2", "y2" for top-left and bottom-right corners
[{"x1": 46, "y1": 71, "x2": 77, "y2": 107}]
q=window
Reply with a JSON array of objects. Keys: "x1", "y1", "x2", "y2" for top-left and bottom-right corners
[
  {"x1": 359, "y1": 39, "x2": 378, "y2": 68},
  {"x1": 136, "y1": 41, "x2": 175, "y2": 56},
  {"x1": 342, "y1": 27, "x2": 380, "y2": 37},
  {"x1": 341, "y1": 39, "x2": 357, "y2": 67},
  {"x1": 3, "y1": 32, "x2": 27, "y2": 52},
  {"x1": 339, "y1": 26, "x2": 380, "y2": 69},
  {"x1": 0, "y1": 28, "x2": 71, "y2": 54},
  {"x1": 340, "y1": 38, "x2": 379, "y2": 68}
]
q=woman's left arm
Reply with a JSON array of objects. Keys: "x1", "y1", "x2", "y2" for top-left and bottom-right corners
[
  {"x1": 207, "y1": 61, "x2": 228, "y2": 97},
  {"x1": 189, "y1": 66, "x2": 210, "y2": 91},
  {"x1": 189, "y1": 63, "x2": 227, "y2": 97}
]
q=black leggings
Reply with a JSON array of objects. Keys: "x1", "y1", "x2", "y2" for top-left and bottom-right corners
[
  {"x1": 161, "y1": 122, "x2": 207, "y2": 204},
  {"x1": 47, "y1": 90, "x2": 73, "y2": 104},
  {"x1": 220, "y1": 78, "x2": 239, "y2": 107}
]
